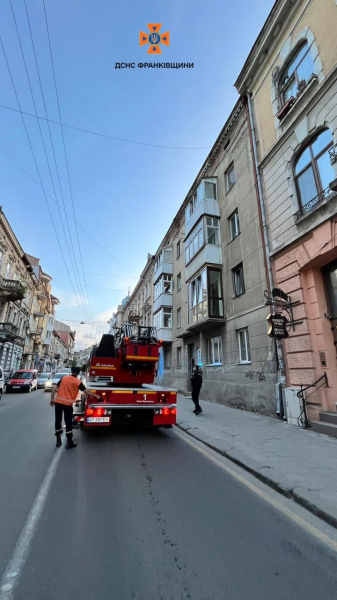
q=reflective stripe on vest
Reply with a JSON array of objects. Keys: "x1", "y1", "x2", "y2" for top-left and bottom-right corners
[{"x1": 55, "y1": 376, "x2": 81, "y2": 406}]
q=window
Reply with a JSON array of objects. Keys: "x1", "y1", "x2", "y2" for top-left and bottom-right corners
[
  {"x1": 177, "y1": 273, "x2": 181, "y2": 291},
  {"x1": 0, "y1": 251, "x2": 3, "y2": 268},
  {"x1": 154, "y1": 308, "x2": 172, "y2": 329},
  {"x1": 154, "y1": 274, "x2": 172, "y2": 299},
  {"x1": 177, "y1": 241, "x2": 181, "y2": 259},
  {"x1": 229, "y1": 211, "x2": 240, "y2": 240},
  {"x1": 294, "y1": 129, "x2": 334, "y2": 213},
  {"x1": 164, "y1": 348, "x2": 171, "y2": 369},
  {"x1": 185, "y1": 224, "x2": 204, "y2": 264},
  {"x1": 208, "y1": 269, "x2": 224, "y2": 317},
  {"x1": 207, "y1": 336, "x2": 223, "y2": 365},
  {"x1": 237, "y1": 329, "x2": 251, "y2": 363},
  {"x1": 155, "y1": 247, "x2": 172, "y2": 271},
  {"x1": 177, "y1": 308, "x2": 181, "y2": 328},
  {"x1": 5, "y1": 263, "x2": 11, "y2": 279},
  {"x1": 177, "y1": 346, "x2": 182, "y2": 368},
  {"x1": 225, "y1": 164, "x2": 235, "y2": 192},
  {"x1": 279, "y1": 42, "x2": 314, "y2": 105},
  {"x1": 188, "y1": 268, "x2": 223, "y2": 324},
  {"x1": 233, "y1": 264, "x2": 245, "y2": 297},
  {"x1": 206, "y1": 217, "x2": 220, "y2": 245},
  {"x1": 185, "y1": 191, "x2": 198, "y2": 222},
  {"x1": 204, "y1": 181, "x2": 216, "y2": 200}
]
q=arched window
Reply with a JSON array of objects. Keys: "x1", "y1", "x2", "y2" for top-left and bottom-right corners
[
  {"x1": 294, "y1": 129, "x2": 334, "y2": 213},
  {"x1": 279, "y1": 42, "x2": 314, "y2": 105}
]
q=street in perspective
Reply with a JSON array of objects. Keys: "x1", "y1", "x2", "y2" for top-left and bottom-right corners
[{"x1": 1, "y1": 1, "x2": 337, "y2": 599}]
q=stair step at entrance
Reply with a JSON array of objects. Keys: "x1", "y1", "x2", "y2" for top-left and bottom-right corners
[
  {"x1": 311, "y1": 421, "x2": 337, "y2": 439},
  {"x1": 319, "y1": 411, "x2": 337, "y2": 425}
]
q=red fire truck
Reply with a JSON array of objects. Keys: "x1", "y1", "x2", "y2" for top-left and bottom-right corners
[{"x1": 74, "y1": 323, "x2": 177, "y2": 429}]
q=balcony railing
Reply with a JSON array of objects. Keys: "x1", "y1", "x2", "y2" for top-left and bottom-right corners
[
  {"x1": 296, "y1": 186, "x2": 333, "y2": 218},
  {"x1": 0, "y1": 277, "x2": 25, "y2": 302},
  {"x1": 30, "y1": 328, "x2": 43, "y2": 337},
  {"x1": 0, "y1": 322, "x2": 18, "y2": 337},
  {"x1": 329, "y1": 143, "x2": 337, "y2": 165}
]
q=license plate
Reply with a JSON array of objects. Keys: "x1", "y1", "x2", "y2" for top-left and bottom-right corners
[
  {"x1": 13, "y1": 386, "x2": 20, "y2": 388},
  {"x1": 87, "y1": 417, "x2": 110, "y2": 423}
]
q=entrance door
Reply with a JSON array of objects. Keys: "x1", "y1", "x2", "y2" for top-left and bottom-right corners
[
  {"x1": 188, "y1": 343, "x2": 195, "y2": 390},
  {"x1": 323, "y1": 260, "x2": 337, "y2": 356}
]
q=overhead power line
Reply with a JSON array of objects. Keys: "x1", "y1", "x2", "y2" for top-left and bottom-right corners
[
  {"x1": 41, "y1": 264, "x2": 135, "y2": 279},
  {"x1": 22, "y1": 0, "x2": 92, "y2": 321},
  {"x1": 0, "y1": 143, "x2": 137, "y2": 279},
  {"x1": 0, "y1": 103, "x2": 211, "y2": 150},
  {"x1": 0, "y1": 33, "x2": 88, "y2": 320},
  {"x1": 42, "y1": 0, "x2": 93, "y2": 321},
  {"x1": 52, "y1": 279, "x2": 128, "y2": 292}
]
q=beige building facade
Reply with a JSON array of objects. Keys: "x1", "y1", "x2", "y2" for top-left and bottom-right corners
[{"x1": 235, "y1": 0, "x2": 337, "y2": 426}]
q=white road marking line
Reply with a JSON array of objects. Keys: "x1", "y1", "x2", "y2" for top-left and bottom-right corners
[
  {"x1": 0, "y1": 449, "x2": 63, "y2": 600},
  {"x1": 175, "y1": 429, "x2": 337, "y2": 554}
]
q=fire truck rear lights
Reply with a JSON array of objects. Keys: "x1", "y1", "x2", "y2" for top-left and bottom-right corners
[
  {"x1": 171, "y1": 408, "x2": 177, "y2": 415},
  {"x1": 162, "y1": 408, "x2": 170, "y2": 416}
]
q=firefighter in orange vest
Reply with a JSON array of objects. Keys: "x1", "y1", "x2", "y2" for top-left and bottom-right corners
[{"x1": 50, "y1": 366, "x2": 99, "y2": 449}]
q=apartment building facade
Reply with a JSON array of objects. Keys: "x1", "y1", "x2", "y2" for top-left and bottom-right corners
[
  {"x1": 235, "y1": 0, "x2": 337, "y2": 423},
  {"x1": 0, "y1": 210, "x2": 37, "y2": 375},
  {"x1": 153, "y1": 99, "x2": 278, "y2": 413}
]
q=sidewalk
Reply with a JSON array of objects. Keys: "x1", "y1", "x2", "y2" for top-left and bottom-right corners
[{"x1": 176, "y1": 395, "x2": 337, "y2": 528}]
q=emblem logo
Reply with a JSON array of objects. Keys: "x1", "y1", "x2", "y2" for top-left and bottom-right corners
[{"x1": 139, "y1": 24, "x2": 170, "y2": 54}]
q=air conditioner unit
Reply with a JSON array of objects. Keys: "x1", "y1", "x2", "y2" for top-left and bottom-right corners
[{"x1": 284, "y1": 387, "x2": 304, "y2": 426}]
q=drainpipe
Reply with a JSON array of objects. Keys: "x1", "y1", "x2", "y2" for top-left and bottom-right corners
[{"x1": 246, "y1": 93, "x2": 286, "y2": 417}]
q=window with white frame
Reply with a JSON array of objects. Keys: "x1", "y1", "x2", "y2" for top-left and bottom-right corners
[
  {"x1": 206, "y1": 217, "x2": 220, "y2": 245},
  {"x1": 5, "y1": 263, "x2": 11, "y2": 279},
  {"x1": 229, "y1": 210, "x2": 240, "y2": 240},
  {"x1": 207, "y1": 336, "x2": 223, "y2": 365},
  {"x1": 177, "y1": 307, "x2": 181, "y2": 328},
  {"x1": 233, "y1": 264, "x2": 245, "y2": 297},
  {"x1": 153, "y1": 308, "x2": 172, "y2": 329},
  {"x1": 237, "y1": 329, "x2": 251, "y2": 363},
  {"x1": 225, "y1": 164, "x2": 236, "y2": 192},
  {"x1": 0, "y1": 251, "x2": 3, "y2": 269},
  {"x1": 164, "y1": 348, "x2": 171, "y2": 369},
  {"x1": 204, "y1": 181, "x2": 216, "y2": 199},
  {"x1": 154, "y1": 274, "x2": 172, "y2": 300},
  {"x1": 155, "y1": 247, "x2": 172, "y2": 271},
  {"x1": 185, "y1": 224, "x2": 204, "y2": 264},
  {"x1": 177, "y1": 241, "x2": 181, "y2": 259},
  {"x1": 177, "y1": 272, "x2": 181, "y2": 291},
  {"x1": 177, "y1": 346, "x2": 182, "y2": 368}
]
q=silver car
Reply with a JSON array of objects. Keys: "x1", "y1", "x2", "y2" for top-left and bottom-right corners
[{"x1": 37, "y1": 373, "x2": 51, "y2": 388}]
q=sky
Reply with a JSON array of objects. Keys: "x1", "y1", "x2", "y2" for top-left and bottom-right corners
[{"x1": 0, "y1": 0, "x2": 274, "y2": 348}]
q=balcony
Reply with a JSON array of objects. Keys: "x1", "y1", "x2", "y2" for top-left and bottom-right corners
[
  {"x1": 0, "y1": 322, "x2": 18, "y2": 341},
  {"x1": 185, "y1": 199, "x2": 220, "y2": 238},
  {"x1": 30, "y1": 328, "x2": 43, "y2": 337},
  {"x1": 43, "y1": 338, "x2": 52, "y2": 345},
  {"x1": 154, "y1": 260, "x2": 173, "y2": 280},
  {"x1": 37, "y1": 291, "x2": 47, "y2": 301},
  {"x1": 186, "y1": 245, "x2": 223, "y2": 281},
  {"x1": 0, "y1": 277, "x2": 25, "y2": 302},
  {"x1": 153, "y1": 293, "x2": 173, "y2": 314},
  {"x1": 156, "y1": 328, "x2": 173, "y2": 343},
  {"x1": 33, "y1": 309, "x2": 45, "y2": 317}
]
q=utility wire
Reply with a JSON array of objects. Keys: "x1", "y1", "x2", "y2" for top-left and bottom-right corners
[
  {"x1": 0, "y1": 35, "x2": 88, "y2": 320},
  {"x1": 9, "y1": 0, "x2": 90, "y2": 321},
  {"x1": 22, "y1": 0, "x2": 92, "y2": 320},
  {"x1": 41, "y1": 264, "x2": 134, "y2": 278},
  {"x1": 0, "y1": 142, "x2": 138, "y2": 279},
  {"x1": 52, "y1": 279, "x2": 128, "y2": 292},
  {"x1": 43, "y1": 0, "x2": 93, "y2": 321},
  {"x1": 0, "y1": 103, "x2": 211, "y2": 150}
]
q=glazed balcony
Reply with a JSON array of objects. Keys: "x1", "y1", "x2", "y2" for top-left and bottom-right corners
[{"x1": 0, "y1": 277, "x2": 25, "y2": 302}]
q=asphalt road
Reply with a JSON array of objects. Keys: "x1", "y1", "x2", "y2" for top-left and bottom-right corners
[{"x1": 1, "y1": 389, "x2": 337, "y2": 600}]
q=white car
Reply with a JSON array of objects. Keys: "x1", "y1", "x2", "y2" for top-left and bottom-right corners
[{"x1": 44, "y1": 373, "x2": 70, "y2": 392}]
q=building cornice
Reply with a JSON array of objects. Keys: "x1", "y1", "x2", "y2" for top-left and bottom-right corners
[{"x1": 235, "y1": 0, "x2": 306, "y2": 94}]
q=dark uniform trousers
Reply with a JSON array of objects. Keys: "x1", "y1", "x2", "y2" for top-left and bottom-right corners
[{"x1": 55, "y1": 403, "x2": 73, "y2": 436}]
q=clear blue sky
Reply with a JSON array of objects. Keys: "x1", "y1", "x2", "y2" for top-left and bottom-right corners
[{"x1": 0, "y1": 0, "x2": 274, "y2": 345}]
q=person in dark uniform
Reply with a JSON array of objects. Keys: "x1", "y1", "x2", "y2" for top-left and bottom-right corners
[
  {"x1": 190, "y1": 366, "x2": 203, "y2": 415},
  {"x1": 50, "y1": 366, "x2": 99, "y2": 449}
]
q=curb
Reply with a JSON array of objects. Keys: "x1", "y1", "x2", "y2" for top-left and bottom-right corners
[{"x1": 176, "y1": 423, "x2": 337, "y2": 530}]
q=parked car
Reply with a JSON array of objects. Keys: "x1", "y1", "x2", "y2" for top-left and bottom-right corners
[
  {"x1": 37, "y1": 373, "x2": 51, "y2": 388},
  {"x1": 6, "y1": 369, "x2": 38, "y2": 393},
  {"x1": 44, "y1": 372, "x2": 69, "y2": 392},
  {"x1": 0, "y1": 367, "x2": 4, "y2": 399}
]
